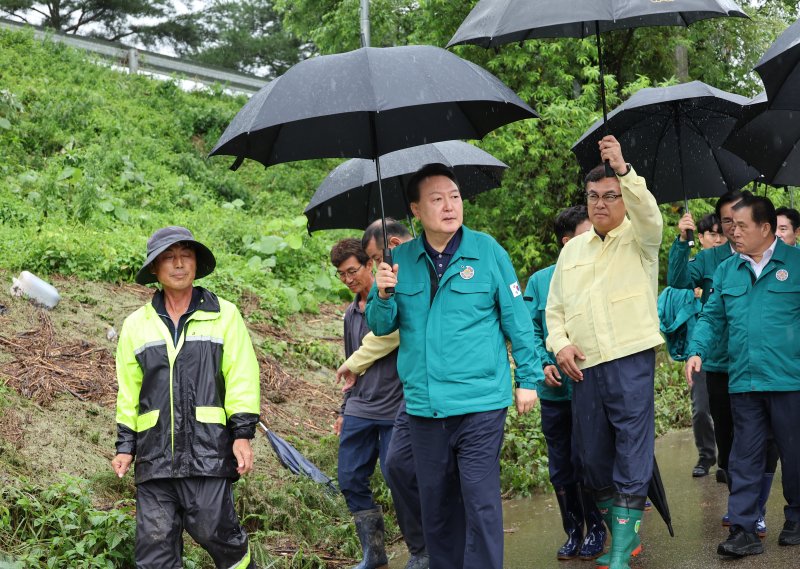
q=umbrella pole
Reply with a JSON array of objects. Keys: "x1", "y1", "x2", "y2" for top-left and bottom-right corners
[
  {"x1": 400, "y1": 180, "x2": 418, "y2": 238},
  {"x1": 791, "y1": 186, "x2": 795, "y2": 209},
  {"x1": 370, "y1": 115, "x2": 394, "y2": 294},
  {"x1": 674, "y1": 111, "x2": 694, "y2": 247},
  {"x1": 595, "y1": 22, "x2": 614, "y2": 178}
]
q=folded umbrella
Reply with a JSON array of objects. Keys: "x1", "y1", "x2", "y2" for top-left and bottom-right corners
[
  {"x1": 304, "y1": 141, "x2": 508, "y2": 233},
  {"x1": 258, "y1": 421, "x2": 338, "y2": 495},
  {"x1": 649, "y1": 456, "x2": 675, "y2": 537}
]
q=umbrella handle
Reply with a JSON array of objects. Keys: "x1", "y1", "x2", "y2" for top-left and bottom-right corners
[
  {"x1": 686, "y1": 229, "x2": 695, "y2": 248},
  {"x1": 384, "y1": 248, "x2": 395, "y2": 295},
  {"x1": 604, "y1": 160, "x2": 614, "y2": 178}
]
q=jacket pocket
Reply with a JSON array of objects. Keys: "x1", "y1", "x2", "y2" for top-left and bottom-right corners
[
  {"x1": 609, "y1": 292, "x2": 655, "y2": 346},
  {"x1": 193, "y1": 406, "x2": 231, "y2": 457},
  {"x1": 135, "y1": 409, "x2": 163, "y2": 462}
]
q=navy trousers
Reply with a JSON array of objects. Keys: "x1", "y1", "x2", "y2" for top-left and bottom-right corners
[
  {"x1": 707, "y1": 371, "x2": 734, "y2": 472},
  {"x1": 572, "y1": 349, "x2": 655, "y2": 496},
  {"x1": 338, "y1": 415, "x2": 394, "y2": 513},
  {"x1": 728, "y1": 391, "x2": 800, "y2": 532},
  {"x1": 383, "y1": 401, "x2": 426, "y2": 555},
  {"x1": 135, "y1": 477, "x2": 251, "y2": 569},
  {"x1": 540, "y1": 399, "x2": 581, "y2": 487},
  {"x1": 409, "y1": 408, "x2": 507, "y2": 569}
]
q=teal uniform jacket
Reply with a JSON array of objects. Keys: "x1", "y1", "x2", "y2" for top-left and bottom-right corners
[
  {"x1": 523, "y1": 264, "x2": 570, "y2": 402},
  {"x1": 688, "y1": 239, "x2": 800, "y2": 393},
  {"x1": 667, "y1": 238, "x2": 734, "y2": 372},
  {"x1": 657, "y1": 286, "x2": 702, "y2": 362},
  {"x1": 366, "y1": 225, "x2": 543, "y2": 418}
]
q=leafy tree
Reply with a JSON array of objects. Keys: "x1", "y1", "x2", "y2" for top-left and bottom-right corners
[
  {"x1": 143, "y1": 0, "x2": 304, "y2": 77},
  {"x1": 0, "y1": 0, "x2": 172, "y2": 41}
]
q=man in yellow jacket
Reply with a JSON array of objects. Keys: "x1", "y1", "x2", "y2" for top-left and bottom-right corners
[
  {"x1": 546, "y1": 136, "x2": 663, "y2": 569},
  {"x1": 112, "y1": 226, "x2": 260, "y2": 569}
]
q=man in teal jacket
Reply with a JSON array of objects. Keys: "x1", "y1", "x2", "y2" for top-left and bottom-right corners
[
  {"x1": 524, "y1": 205, "x2": 606, "y2": 561},
  {"x1": 367, "y1": 163, "x2": 541, "y2": 569},
  {"x1": 686, "y1": 195, "x2": 800, "y2": 557},
  {"x1": 667, "y1": 192, "x2": 744, "y2": 483}
]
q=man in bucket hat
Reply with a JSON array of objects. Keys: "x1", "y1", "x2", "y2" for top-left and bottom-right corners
[{"x1": 111, "y1": 226, "x2": 260, "y2": 569}]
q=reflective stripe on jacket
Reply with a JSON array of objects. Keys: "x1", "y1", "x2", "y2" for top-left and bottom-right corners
[{"x1": 115, "y1": 288, "x2": 260, "y2": 484}]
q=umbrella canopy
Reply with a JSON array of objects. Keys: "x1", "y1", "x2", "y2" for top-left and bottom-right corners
[
  {"x1": 571, "y1": 81, "x2": 760, "y2": 204},
  {"x1": 755, "y1": 16, "x2": 800, "y2": 111},
  {"x1": 648, "y1": 456, "x2": 675, "y2": 537},
  {"x1": 447, "y1": 0, "x2": 747, "y2": 48},
  {"x1": 304, "y1": 141, "x2": 508, "y2": 232},
  {"x1": 210, "y1": 45, "x2": 538, "y2": 168},
  {"x1": 259, "y1": 422, "x2": 338, "y2": 494},
  {"x1": 723, "y1": 92, "x2": 800, "y2": 186},
  {"x1": 448, "y1": 0, "x2": 746, "y2": 176}
]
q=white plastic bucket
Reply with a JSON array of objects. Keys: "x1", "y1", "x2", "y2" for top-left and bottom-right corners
[{"x1": 10, "y1": 271, "x2": 61, "y2": 309}]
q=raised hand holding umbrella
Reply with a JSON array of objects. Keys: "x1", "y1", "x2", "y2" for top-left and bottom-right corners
[
  {"x1": 210, "y1": 45, "x2": 538, "y2": 294},
  {"x1": 448, "y1": 0, "x2": 748, "y2": 176}
]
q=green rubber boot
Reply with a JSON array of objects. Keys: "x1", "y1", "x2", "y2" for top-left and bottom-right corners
[{"x1": 608, "y1": 503, "x2": 644, "y2": 569}]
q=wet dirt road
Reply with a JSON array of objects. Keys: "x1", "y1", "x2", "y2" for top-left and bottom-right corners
[{"x1": 392, "y1": 430, "x2": 796, "y2": 568}]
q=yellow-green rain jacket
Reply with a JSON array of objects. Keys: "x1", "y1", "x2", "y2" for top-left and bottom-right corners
[{"x1": 115, "y1": 288, "x2": 260, "y2": 484}]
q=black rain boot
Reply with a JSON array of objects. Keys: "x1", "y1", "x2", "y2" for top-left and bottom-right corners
[
  {"x1": 350, "y1": 507, "x2": 389, "y2": 569},
  {"x1": 555, "y1": 484, "x2": 584, "y2": 560},
  {"x1": 580, "y1": 487, "x2": 607, "y2": 559}
]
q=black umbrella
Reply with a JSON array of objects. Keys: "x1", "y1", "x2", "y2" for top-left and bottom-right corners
[
  {"x1": 648, "y1": 456, "x2": 675, "y2": 537},
  {"x1": 754, "y1": 16, "x2": 800, "y2": 111},
  {"x1": 571, "y1": 81, "x2": 759, "y2": 244},
  {"x1": 723, "y1": 91, "x2": 800, "y2": 186},
  {"x1": 258, "y1": 421, "x2": 338, "y2": 495},
  {"x1": 210, "y1": 45, "x2": 537, "y2": 289},
  {"x1": 448, "y1": 0, "x2": 747, "y2": 175},
  {"x1": 304, "y1": 141, "x2": 508, "y2": 233}
]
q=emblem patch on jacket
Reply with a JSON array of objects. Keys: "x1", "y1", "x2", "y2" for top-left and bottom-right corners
[
  {"x1": 459, "y1": 266, "x2": 475, "y2": 280},
  {"x1": 776, "y1": 269, "x2": 789, "y2": 281},
  {"x1": 510, "y1": 282, "x2": 521, "y2": 297}
]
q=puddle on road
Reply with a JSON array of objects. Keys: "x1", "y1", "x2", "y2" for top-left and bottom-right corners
[{"x1": 392, "y1": 430, "x2": 794, "y2": 568}]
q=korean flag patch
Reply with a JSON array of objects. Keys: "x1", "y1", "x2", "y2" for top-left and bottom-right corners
[{"x1": 510, "y1": 282, "x2": 522, "y2": 298}]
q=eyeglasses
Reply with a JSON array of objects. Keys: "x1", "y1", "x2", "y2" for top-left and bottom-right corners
[
  {"x1": 586, "y1": 192, "x2": 623, "y2": 204},
  {"x1": 336, "y1": 265, "x2": 365, "y2": 281}
]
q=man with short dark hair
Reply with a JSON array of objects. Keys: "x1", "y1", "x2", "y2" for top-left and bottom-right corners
[
  {"x1": 524, "y1": 206, "x2": 606, "y2": 561},
  {"x1": 331, "y1": 237, "x2": 403, "y2": 569},
  {"x1": 336, "y1": 220, "x2": 428, "y2": 569},
  {"x1": 362, "y1": 217, "x2": 413, "y2": 264},
  {"x1": 686, "y1": 194, "x2": 800, "y2": 556},
  {"x1": 668, "y1": 191, "x2": 746, "y2": 483},
  {"x1": 546, "y1": 136, "x2": 663, "y2": 569},
  {"x1": 367, "y1": 163, "x2": 541, "y2": 569},
  {"x1": 112, "y1": 226, "x2": 259, "y2": 569},
  {"x1": 775, "y1": 207, "x2": 800, "y2": 247},
  {"x1": 697, "y1": 214, "x2": 727, "y2": 250}
]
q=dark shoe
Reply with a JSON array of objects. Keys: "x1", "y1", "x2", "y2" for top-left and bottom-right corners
[
  {"x1": 779, "y1": 521, "x2": 800, "y2": 546},
  {"x1": 717, "y1": 526, "x2": 764, "y2": 557},
  {"x1": 350, "y1": 507, "x2": 388, "y2": 569},
  {"x1": 716, "y1": 469, "x2": 728, "y2": 484},
  {"x1": 555, "y1": 484, "x2": 584, "y2": 559},
  {"x1": 692, "y1": 461, "x2": 711, "y2": 477},
  {"x1": 403, "y1": 552, "x2": 429, "y2": 569}
]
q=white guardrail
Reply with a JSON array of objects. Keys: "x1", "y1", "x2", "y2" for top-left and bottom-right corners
[{"x1": 0, "y1": 17, "x2": 267, "y2": 95}]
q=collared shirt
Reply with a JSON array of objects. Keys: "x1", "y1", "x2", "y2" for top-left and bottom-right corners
[
  {"x1": 152, "y1": 287, "x2": 203, "y2": 346},
  {"x1": 739, "y1": 238, "x2": 778, "y2": 279},
  {"x1": 423, "y1": 228, "x2": 463, "y2": 279},
  {"x1": 546, "y1": 167, "x2": 664, "y2": 369}
]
